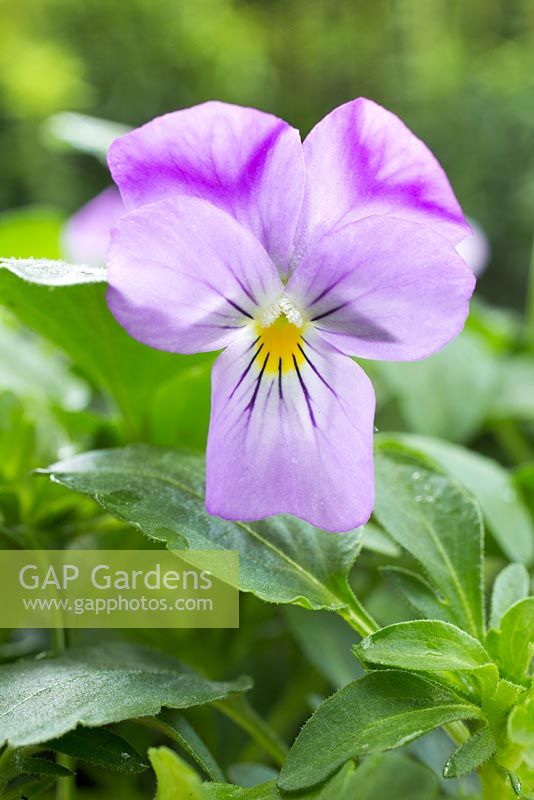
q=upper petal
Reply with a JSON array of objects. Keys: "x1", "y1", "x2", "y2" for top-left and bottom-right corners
[
  {"x1": 287, "y1": 216, "x2": 476, "y2": 362},
  {"x1": 206, "y1": 328, "x2": 375, "y2": 532},
  {"x1": 106, "y1": 196, "x2": 282, "y2": 354},
  {"x1": 108, "y1": 101, "x2": 305, "y2": 272},
  {"x1": 295, "y1": 98, "x2": 470, "y2": 260}
]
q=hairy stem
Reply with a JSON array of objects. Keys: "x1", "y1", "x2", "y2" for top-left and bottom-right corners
[{"x1": 337, "y1": 589, "x2": 378, "y2": 638}]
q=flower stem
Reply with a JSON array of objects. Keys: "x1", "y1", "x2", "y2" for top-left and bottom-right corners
[
  {"x1": 214, "y1": 695, "x2": 288, "y2": 768},
  {"x1": 337, "y1": 589, "x2": 378, "y2": 638}
]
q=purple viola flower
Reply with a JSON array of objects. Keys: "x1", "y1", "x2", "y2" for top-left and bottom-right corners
[
  {"x1": 105, "y1": 99, "x2": 475, "y2": 532},
  {"x1": 63, "y1": 187, "x2": 125, "y2": 266}
]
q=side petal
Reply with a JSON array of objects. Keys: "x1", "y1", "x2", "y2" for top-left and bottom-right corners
[
  {"x1": 295, "y1": 98, "x2": 469, "y2": 259},
  {"x1": 108, "y1": 101, "x2": 305, "y2": 272},
  {"x1": 206, "y1": 329, "x2": 375, "y2": 532},
  {"x1": 106, "y1": 196, "x2": 282, "y2": 354},
  {"x1": 63, "y1": 187, "x2": 125, "y2": 267},
  {"x1": 287, "y1": 216, "x2": 475, "y2": 362}
]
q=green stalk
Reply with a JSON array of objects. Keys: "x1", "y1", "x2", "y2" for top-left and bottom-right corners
[
  {"x1": 214, "y1": 696, "x2": 288, "y2": 768},
  {"x1": 337, "y1": 589, "x2": 378, "y2": 638}
]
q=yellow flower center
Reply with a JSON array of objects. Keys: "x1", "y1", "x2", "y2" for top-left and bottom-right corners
[{"x1": 256, "y1": 316, "x2": 306, "y2": 374}]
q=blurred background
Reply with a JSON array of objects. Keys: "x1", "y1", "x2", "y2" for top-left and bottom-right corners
[{"x1": 1, "y1": 0, "x2": 534, "y2": 309}]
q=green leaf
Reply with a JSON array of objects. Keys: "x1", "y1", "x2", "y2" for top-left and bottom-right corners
[
  {"x1": 278, "y1": 671, "x2": 485, "y2": 791},
  {"x1": 360, "y1": 522, "x2": 401, "y2": 557},
  {"x1": 374, "y1": 444, "x2": 484, "y2": 639},
  {"x1": 0, "y1": 642, "x2": 251, "y2": 748},
  {"x1": 149, "y1": 363, "x2": 212, "y2": 451},
  {"x1": 389, "y1": 434, "x2": 534, "y2": 565},
  {"x1": 46, "y1": 727, "x2": 148, "y2": 774},
  {"x1": 381, "y1": 567, "x2": 450, "y2": 622},
  {"x1": 43, "y1": 112, "x2": 130, "y2": 162},
  {"x1": 2, "y1": 754, "x2": 73, "y2": 782},
  {"x1": 489, "y1": 355, "x2": 534, "y2": 421},
  {"x1": 0, "y1": 273, "x2": 193, "y2": 438},
  {"x1": 508, "y1": 690, "x2": 534, "y2": 752},
  {"x1": 375, "y1": 331, "x2": 497, "y2": 442},
  {"x1": 0, "y1": 257, "x2": 106, "y2": 285},
  {"x1": 0, "y1": 206, "x2": 64, "y2": 259},
  {"x1": 150, "y1": 747, "x2": 208, "y2": 800},
  {"x1": 354, "y1": 620, "x2": 492, "y2": 672},
  {"x1": 487, "y1": 598, "x2": 534, "y2": 684},
  {"x1": 0, "y1": 208, "x2": 196, "y2": 438},
  {"x1": 323, "y1": 754, "x2": 439, "y2": 800},
  {"x1": 43, "y1": 445, "x2": 363, "y2": 611},
  {"x1": 443, "y1": 725, "x2": 496, "y2": 778},
  {"x1": 490, "y1": 563, "x2": 530, "y2": 629},
  {"x1": 152, "y1": 753, "x2": 439, "y2": 800},
  {"x1": 141, "y1": 711, "x2": 224, "y2": 781}
]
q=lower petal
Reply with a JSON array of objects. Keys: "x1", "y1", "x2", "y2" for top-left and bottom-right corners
[{"x1": 206, "y1": 329, "x2": 375, "y2": 532}]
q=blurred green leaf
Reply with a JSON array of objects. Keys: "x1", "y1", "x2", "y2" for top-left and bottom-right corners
[
  {"x1": 285, "y1": 606, "x2": 362, "y2": 689},
  {"x1": 489, "y1": 356, "x2": 534, "y2": 421},
  {"x1": 507, "y1": 690, "x2": 534, "y2": 754},
  {"x1": 0, "y1": 207, "x2": 202, "y2": 439},
  {"x1": 490, "y1": 563, "x2": 530, "y2": 629},
  {"x1": 0, "y1": 643, "x2": 251, "y2": 748},
  {"x1": 43, "y1": 112, "x2": 130, "y2": 162},
  {"x1": 150, "y1": 363, "x2": 213, "y2": 451},
  {"x1": 278, "y1": 671, "x2": 485, "y2": 791},
  {"x1": 359, "y1": 522, "x2": 401, "y2": 557},
  {"x1": 43, "y1": 445, "x2": 363, "y2": 612},
  {"x1": 375, "y1": 332, "x2": 498, "y2": 443},
  {"x1": 0, "y1": 207, "x2": 64, "y2": 259},
  {"x1": 388, "y1": 434, "x2": 534, "y2": 565},
  {"x1": 486, "y1": 598, "x2": 534, "y2": 684},
  {"x1": 151, "y1": 748, "x2": 440, "y2": 800},
  {"x1": 374, "y1": 444, "x2": 484, "y2": 639}
]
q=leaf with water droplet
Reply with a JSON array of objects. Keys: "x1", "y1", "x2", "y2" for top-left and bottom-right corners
[
  {"x1": 46, "y1": 726, "x2": 148, "y2": 774},
  {"x1": 374, "y1": 443, "x2": 484, "y2": 639},
  {"x1": 386, "y1": 434, "x2": 534, "y2": 565}
]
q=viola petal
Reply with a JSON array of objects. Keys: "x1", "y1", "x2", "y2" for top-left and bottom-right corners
[
  {"x1": 295, "y1": 98, "x2": 469, "y2": 261},
  {"x1": 108, "y1": 101, "x2": 305, "y2": 272},
  {"x1": 63, "y1": 187, "x2": 125, "y2": 267},
  {"x1": 287, "y1": 216, "x2": 475, "y2": 362},
  {"x1": 106, "y1": 196, "x2": 282, "y2": 354},
  {"x1": 206, "y1": 329, "x2": 375, "y2": 532}
]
